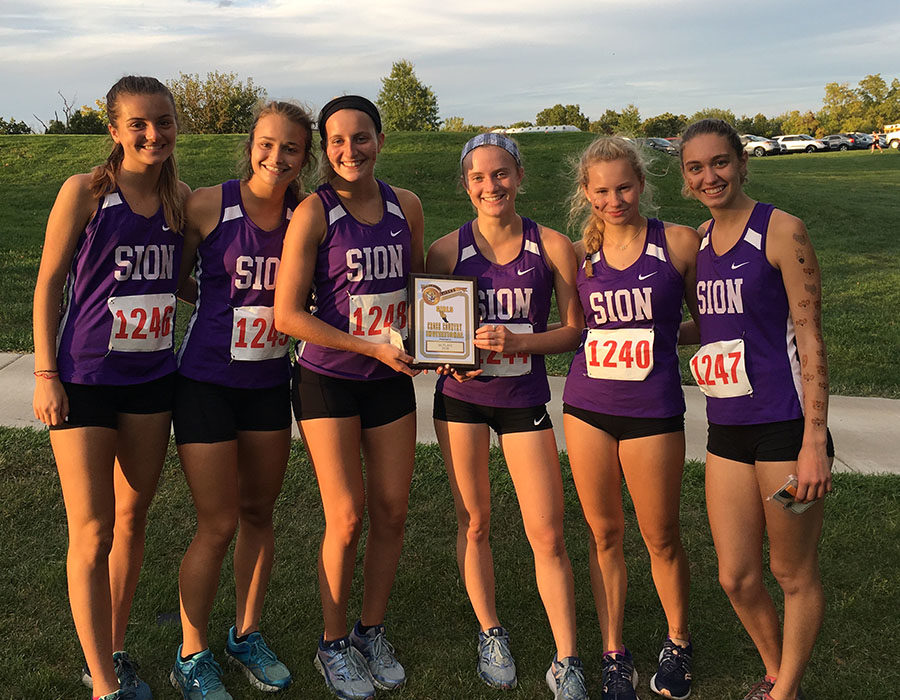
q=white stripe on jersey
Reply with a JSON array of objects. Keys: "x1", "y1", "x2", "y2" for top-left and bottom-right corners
[
  {"x1": 222, "y1": 205, "x2": 242, "y2": 223},
  {"x1": 328, "y1": 205, "x2": 346, "y2": 225},
  {"x1": 460, "y1": 244, "x2": 477, "y2": 262},
  {"x1": 785, "y1": 315, "x2": 804, "y2": 410},
  {"x1": 102, "y1": 192, "x2": 123, "y2": 209},
  {"x1": 286, "y1": 208, "x2": 293, "y2": 220},
  {"x1": 745, "y1": 227, "x2": 763, "y2": 250},
  {"x1": 699, "y1": 234, "x2": 711, "y2": 251},
  {"x1": 646, "y1": 243, "x2": 667, "y2": 262},
  {"x1": 386, "y1": 200, "x2": 405, "y2": 219},
  {"x1": 524, "y1": 240, "x2": 540, "y2": 256},
  {"x1": 177, "y1": 254, "x2": 204, "y2": 365}
]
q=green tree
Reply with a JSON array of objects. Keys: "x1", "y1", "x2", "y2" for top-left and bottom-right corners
[
  {"x1": 508, "y1": 121, "x2": 533, "y2": 129},
  {"x1": 441, "y1": 116, "x2": 480, "y2": 132},
  {"x1": 589, "y1": 109, "x2": 620, "y2": 134},
  {"x1": 0, "y1": 117, "x2": 32, "y2": 134},
  {"x1": 616, "y1": 104, "x2": 642, "y2": 136},
  {"x1": 689, "y1": 107, "x2": 736, "y2": 125},
  {"x1": 45, "y1": 119, "x2": 66, "y2": 134},
  {"x1": 166, "y1": 72, "x2": 265, "y2": 133},
  {"x1": 819, "y1": 81, "x2": 864, "y2": 133},
  {"x1": 778, "y1": 110, "x2": 820, "y2": 136},
  {"x1": 642, "y1": 112, "x2": 686, "y2": 137},
  {"x1": 534, "y1": 104, "x2": 589, "y2": 130},
  {"x1": 735, "y1": 113, "x2": 781, "y2": 138},
  {"x1": 67, "y1": 106, "x2": 106, "y2": 134},
  {"x1": 376, "y1": 59, "x2": 440, "y2": 131}
]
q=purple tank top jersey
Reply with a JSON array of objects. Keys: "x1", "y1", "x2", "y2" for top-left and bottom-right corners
[
  {"x1": 56, "y1": 189, "x2": 183, "y2": 385},
  {"x1": 563, "y1": 218, "x2": 686, "y2": 418},
  {"x1": 438, "y1": 218, "x2": 553, "y2": 408},
  {"x1": 178, "y1": 180, "x2": 295, "y2": 388},
  {"x1": 296, "y1": 180, "x2": 412, "y2": 380},
  {"x1": 696, "y1": 202, "x2": 803, "y2": 425}
]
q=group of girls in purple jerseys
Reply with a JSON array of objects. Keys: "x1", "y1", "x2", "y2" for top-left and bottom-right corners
[{"x1": 32, "y1": 75, "x2": 830, "y2": 700}]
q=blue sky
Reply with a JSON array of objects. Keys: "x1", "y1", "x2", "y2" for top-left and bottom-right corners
[{"x1": 2, "y1": 0, "x2": 898, "y2": 130}]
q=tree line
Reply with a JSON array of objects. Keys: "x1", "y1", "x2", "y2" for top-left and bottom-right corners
[{"x1": 2, "y1": 62, "x2": 896, "y2": 138}]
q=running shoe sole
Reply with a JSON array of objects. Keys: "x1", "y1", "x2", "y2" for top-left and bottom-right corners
[{"x1": 226, "y1": 652, "x2": 289, "y2": 693}]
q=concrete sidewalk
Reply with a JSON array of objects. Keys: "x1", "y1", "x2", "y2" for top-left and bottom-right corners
[{"x1": 4, "y1": 352, "x2": 898, "y2": 475}]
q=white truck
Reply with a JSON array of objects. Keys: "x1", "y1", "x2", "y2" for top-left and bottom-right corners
[{"x1": 885, "y1": 123, "x2": 900, "y2": 150}]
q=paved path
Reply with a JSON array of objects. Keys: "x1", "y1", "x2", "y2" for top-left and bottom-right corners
[{"x1": 4, "y1": 352, "x2": 898, "y2": 475}]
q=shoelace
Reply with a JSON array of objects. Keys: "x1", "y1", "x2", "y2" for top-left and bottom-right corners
[
  {"x1": 744, "y1": 679, "x2": 775, "y2": 700},
  {"x1": 480, "y1": 635, "x2": 513, "y2": 668},
  {"x1": 658, "y1": 644, "x2": 690, "y2": 678},
  {"x1": 368, "y1": 631, "x2": 398, "y2": 667},
  {"x1": 602, "y1": 656, "x2": 634, "y2": 693},
  {"x1": 191, "y1": 655, "x2": 225, "y2": 690},
  {"x1": 326, "y1": 646, "x2": 369, "y2": 681},
  {"x1": 246, "y1": 636, "x2": 278, "y2": 666},
  {"x1": 114, "y1": 654, "x2": 141, "y2": 688},
  {"x1": 555, "y1": 661, "x2": 587, "y2": 700}
]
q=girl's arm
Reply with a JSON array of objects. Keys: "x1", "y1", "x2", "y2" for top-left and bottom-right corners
[
  {"x1": 32, "y1": 175, "x2": 97, "y2": 426},
  {"x1": 767, "y1": 210, "x2": 832, "y2": 502},
  {"x1": 274, "y1": 195, "x2": 417, "y2": 376},
  {"x1": 666, "y1": 223, "x2": 702, "y2": 345},
  {"x1": 176, "y1": 185, "x2": 219, "y2": 304},
  {"x1": 474, "y1": 228, "x2": 582, "y2": 356}
]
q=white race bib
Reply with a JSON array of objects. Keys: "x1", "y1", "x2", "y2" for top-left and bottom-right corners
[
  {"x1": 690, "y1": 338, "x2": 752, "y2": 398},
  {"x1": 585, "y1": 327, "x2": 654, "y2": 381},
  {"x1": 107, "y1": 293, "x2": 175, "y2": 352},
  {"x1": 348, "y1": 289, "x2": 408, "y2": 344},
  {"x1": 479, "y1": 323, "x2": 533, "y2": 377},
  {"x1": 231, "y1": 306, "x2": 290, "y2": 361}
]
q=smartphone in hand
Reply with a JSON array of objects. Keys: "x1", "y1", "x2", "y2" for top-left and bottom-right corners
[{"x1": 769, "y1": 475, "x2": 816, "y2": 515}]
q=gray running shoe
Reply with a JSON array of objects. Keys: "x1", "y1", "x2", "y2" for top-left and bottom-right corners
[
  {"x1": 350, "y1": 622, "x2": 406, "y2": 690},
  {"x1": 546, "y1": 656, "x2": 589, "y2": 699},
  {"x1": 313, "y1": 637, "x2": 376, "y2": 700},
  {"x1": 81, "y1": 653, "x2": 151, "y2": 700},
  {"x1": 477, "y1": 626, "x2": 517, "y2": 689}
]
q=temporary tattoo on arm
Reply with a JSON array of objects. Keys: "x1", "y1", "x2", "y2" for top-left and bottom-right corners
[
  {"x1": 796, "y1": 318, "x2": 808, "y2": 327},
  {"x1": 814, "y1": 400, "x2": 825, "y2": 410},
  {"x1": 803, "y1": 267, "x2": 816, "y2": 276},
  {"x1": 804, "y1": 283, "x2": 817, "y2": 294},
  {"x1": 792, "y1": 232, "x2": 808, "y2": 243},
  {"x1": 798, "y1": 299, "x2": 810, "y2": 308},
  {"x1": 818, "y1": 381, "x2": 828, "y2": 389},
  {"x1": 803, "y1": 373, "x2": 815, "y2": 382},
  {"x1": 812, "y1": 418, "x2": 825, "y2": 427},
  {"x1": 801, "y1": 354, "x2": 808, "y2": 367},
  {"x1": 817, "y1": 365, "x2": 827, "y2": 376}
]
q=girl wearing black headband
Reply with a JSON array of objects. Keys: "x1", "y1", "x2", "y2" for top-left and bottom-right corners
[{"x1": 275, "y1": 96, "x2": 424, "y2": 700}]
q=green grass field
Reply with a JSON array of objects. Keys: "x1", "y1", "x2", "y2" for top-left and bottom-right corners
[
  {"x1": 1, "y1": 428, "x2": 897, "y2": 698},
  {"x1": 1, "y1": 134, "x2": 899, "y2": 395}
]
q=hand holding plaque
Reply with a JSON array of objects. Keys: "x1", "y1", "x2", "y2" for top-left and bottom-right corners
[{"x1": 407, "y1": 273, "x2": 479, "y2": 370}]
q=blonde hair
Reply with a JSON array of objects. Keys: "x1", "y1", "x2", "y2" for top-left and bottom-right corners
[
  {"x1": 239, "y1": 101, "x2": 316, "y2": 200},
  {"x1": 567, "y1": 136, "x2": 653, "y2": 277},
  {"x1": 88, "y1": 76, "x2": 185, "y2": 233}
]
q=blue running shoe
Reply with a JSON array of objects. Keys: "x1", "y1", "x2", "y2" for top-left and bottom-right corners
[
  {"x1": 81, "y1": 653, "x2": 151, "y2": 700},
  {"x1": 350, "y1": 621, "x2": 406, "y2": 690},
  {"x1": 477, "y1": 626, "x2": 517, "y2": 690},
  {"x1": 649, "y1": 639, "x2": 692, "y2": 699},
  {"x1": 313, "y1": 636, "x2": 375, "y2": 700},
  {"x1": 602, "y1": 649, "x2": 639, "y2": 700},
  {"x1": 225, "y1": 626, "x2": 292, "y2": 692},
  {"x1": 169, "y1": 646, "x2": 233, "y2": 700},
  {"x1": 546, "y1": 656, "x2": 590, "y2": 699}
]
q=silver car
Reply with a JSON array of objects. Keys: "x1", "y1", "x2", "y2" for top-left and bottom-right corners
[
  {"x1": 740, "y1": 134, "x2": 780, "y2": 157},
  {"x1": 773, "y1": 134, "x2": 828, "y2": 153}
]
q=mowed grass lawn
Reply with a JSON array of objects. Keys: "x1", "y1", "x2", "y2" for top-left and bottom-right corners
[
  {"x1": 1, "y1": 133, "x2": 899, "y2": 395},
  {"x1": 1, "y1": 428, "x2": 898, "y2": 699}
]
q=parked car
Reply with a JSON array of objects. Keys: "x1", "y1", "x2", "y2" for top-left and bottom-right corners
[
  {"x1": 635, "y1": 137, "x2": 679, "y2": 155},
  {"x1": 740, "y1": 134, "x2": 780, "y2": 157},
  {"x1": 773, "y1": 134, "x2": 828, "y2": 153},
  {"x1": 847, "y1": 132, "x2": 873, "y2": 148},
  {"x1": 821, "y1": 134, "x2": 857, "y2": 151}
]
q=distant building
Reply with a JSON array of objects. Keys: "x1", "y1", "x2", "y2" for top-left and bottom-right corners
[{"x1": 492, "y1": 125, "x2": 581, "y2": 134}]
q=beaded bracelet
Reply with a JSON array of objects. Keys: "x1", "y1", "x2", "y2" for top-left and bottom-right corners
[{"x1": 34, "y1": 370, "x2": 59, "y2": 379}]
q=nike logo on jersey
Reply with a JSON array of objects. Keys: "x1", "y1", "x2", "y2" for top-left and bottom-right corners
[
  {"x1": 517, "y1": 267, "x2": 534, "y2": 276},
  {"x1": 162, "y1": 225, "x2": 170, "y2": 231},
  {"x1": 390, "y1": 229, "x2": 403, "y2": 237},
  {"x1": 731, "y1": 261, "x2": 750, "y2": 270},
  {"x1": 637, "y1": 271, "x2": 658, "y2": 281},
  {"x1": 533, "y1": 413, "x2": 548, "y2": 426}
]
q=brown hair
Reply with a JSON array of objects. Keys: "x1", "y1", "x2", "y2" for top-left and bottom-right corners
[
  {"x1": 89, "y1": 76, "x2": 184, "y2": 232},
  {"x1": 567, "y1": 136, "x2": 653, "y2": 277},
  {"x1": 239, "y1": 101, "x2": 316, "y2": 200},
  {"x1": 679, "y1": 118, "x2": 746, "y2": 198}
]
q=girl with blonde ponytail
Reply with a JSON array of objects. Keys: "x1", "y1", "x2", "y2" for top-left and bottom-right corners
[
  {"x1": 33, "y1": 75, "x2": 189, "y2": 700},
  {"x1": 562, "y1": 136, "x2": 701, "y2": 700}
]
